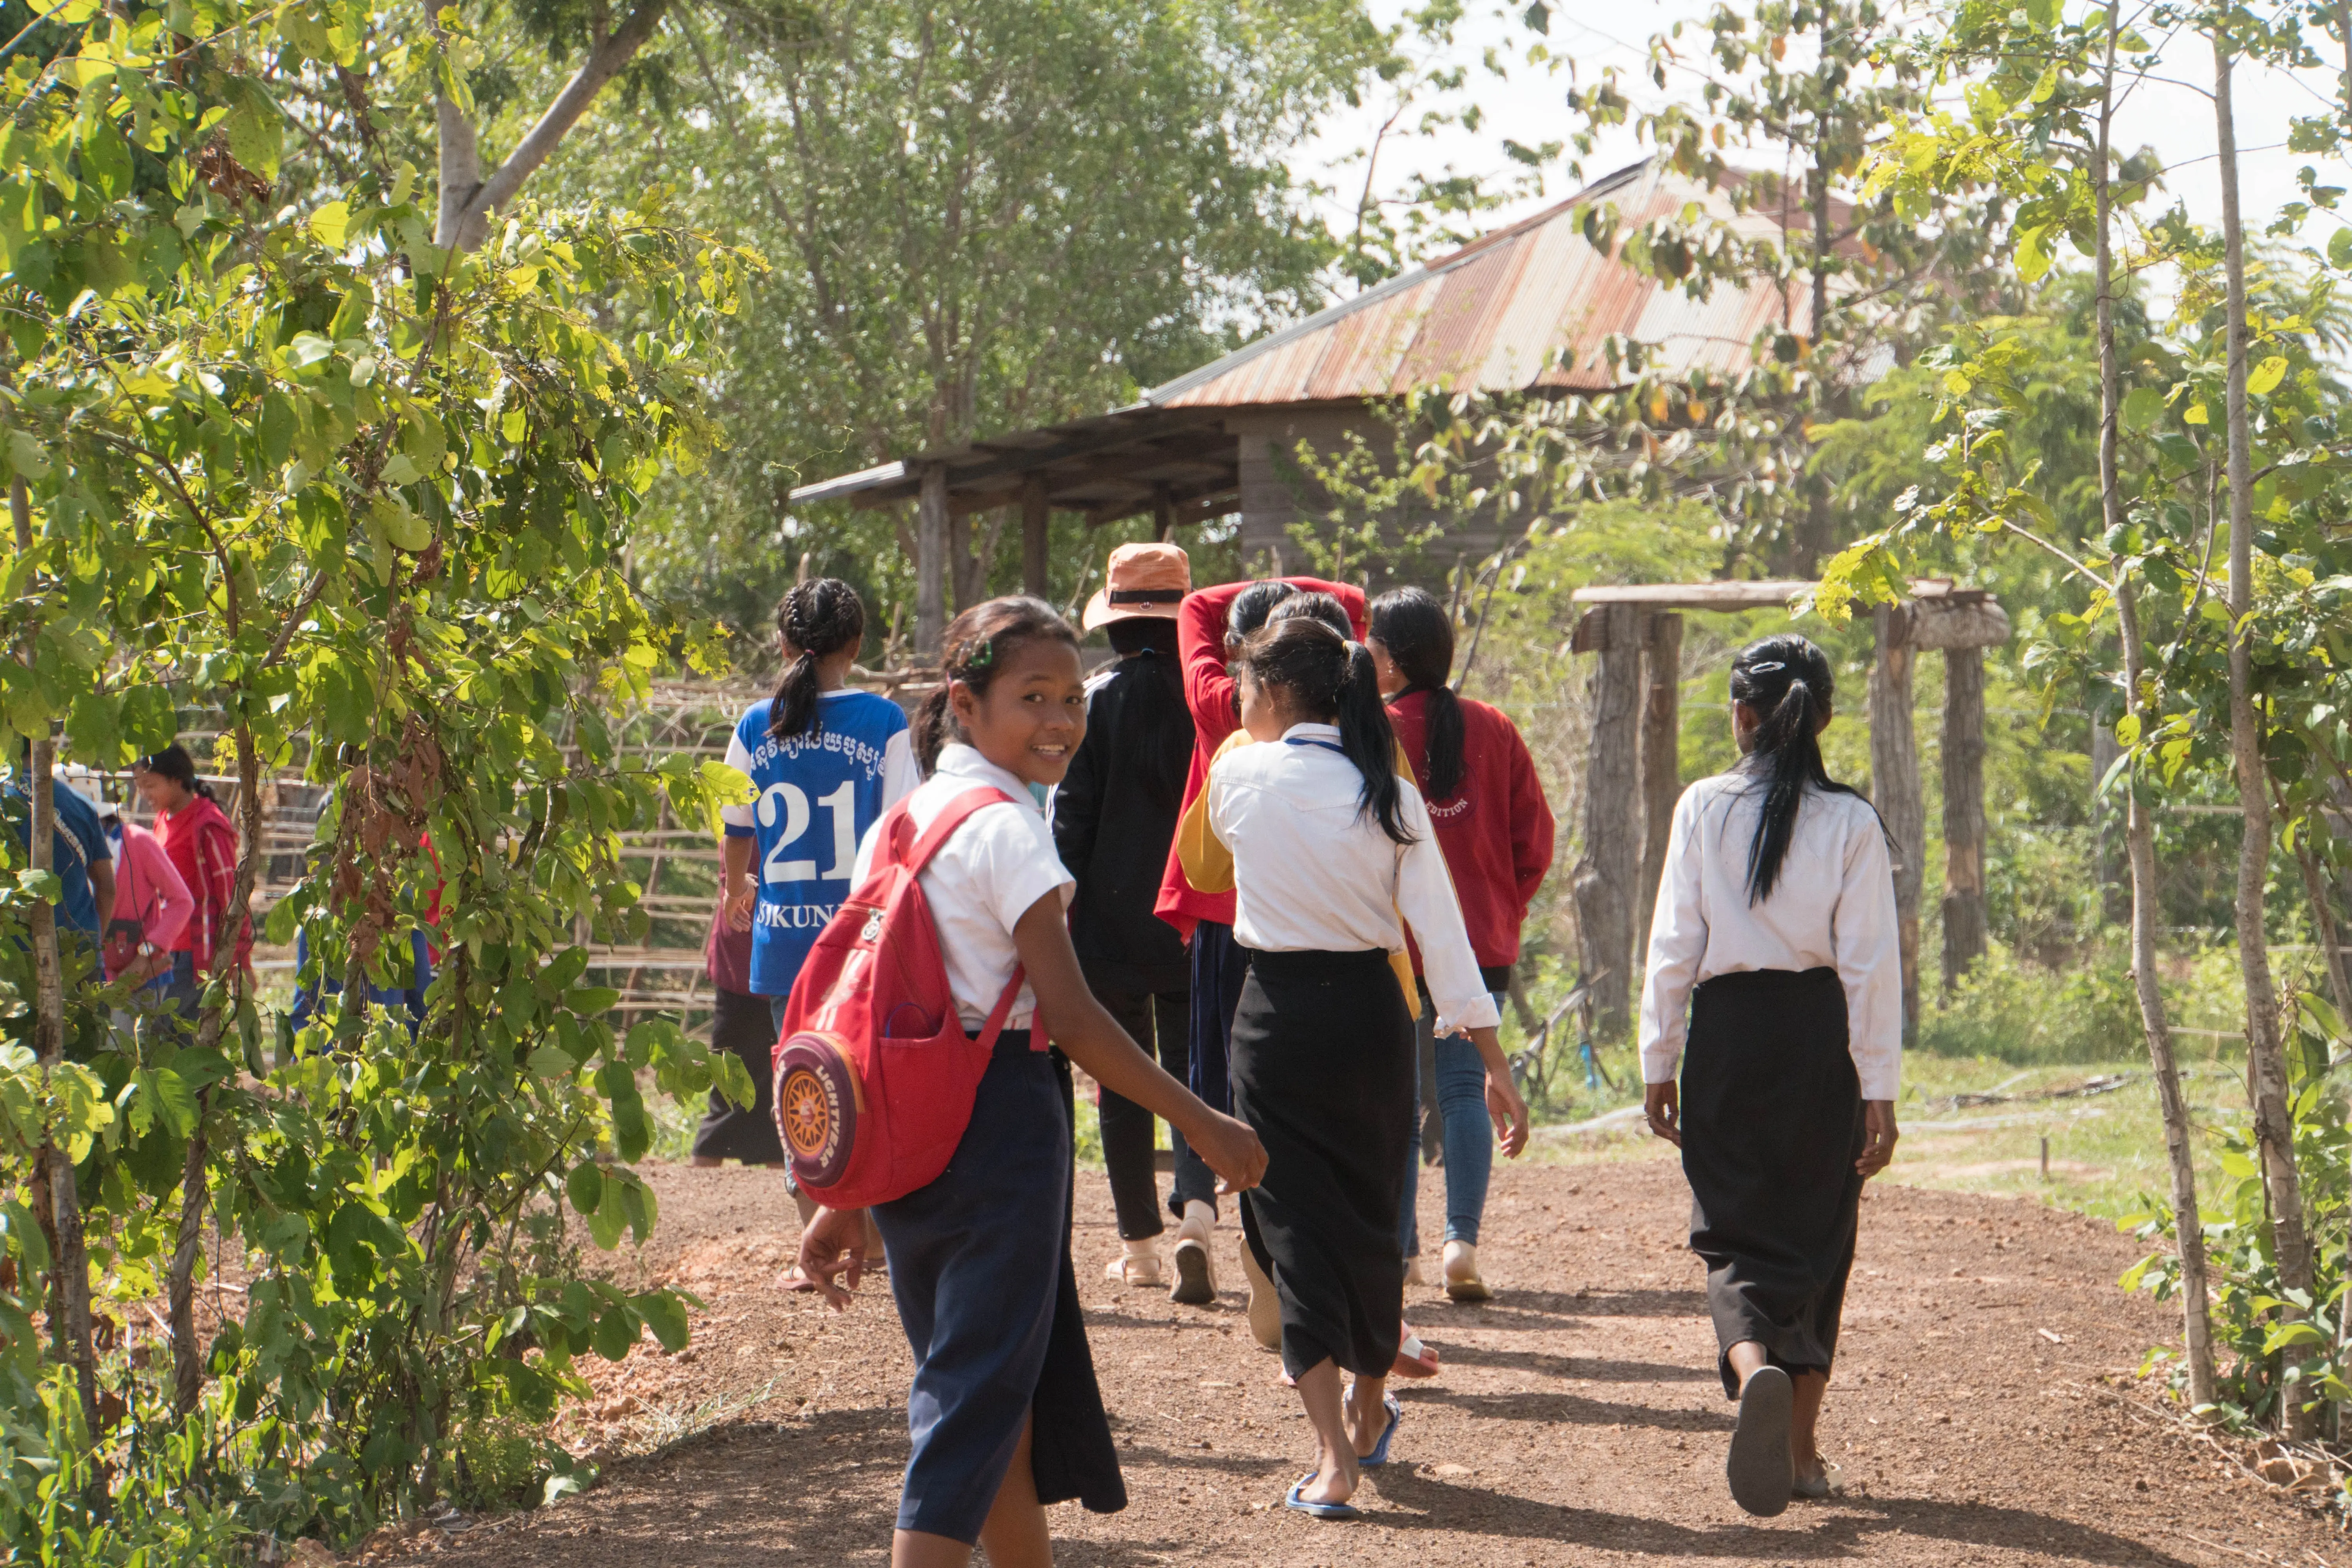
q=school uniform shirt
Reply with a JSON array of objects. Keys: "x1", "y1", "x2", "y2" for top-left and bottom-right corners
[
  {"x1": 1636, "y1": 772, "x2": 1904, "y2": 1101},
  {"x1": 722, "y1": 690, "x2": 920, "y2": 998},
  {"x1": 1387, "y1": 690, "x2": 1555, "y2": 972},
  {"x1": 1152, "y1": 577, "x2": 1366, "y2": 940},
  {"x1": 1203, "y1": 722, "x2": 1501, "y2": 1037},
  {"x1": 851, "y1": 743, "x2": 1073, "y2": 1031}
]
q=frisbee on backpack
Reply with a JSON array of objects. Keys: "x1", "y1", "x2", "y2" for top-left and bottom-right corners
[{"x1": 776, "y1": 1030, "x2": 862, "y2": 1190}]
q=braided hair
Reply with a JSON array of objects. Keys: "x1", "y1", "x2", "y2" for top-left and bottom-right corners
[
  {"x1": 1238, "y1": 616, "x2": 1414, "y2": 846},
  {"x1": 1367, "y1": 588, "x2": 1465, "y2": 802},
  {"x1": 1729, "y1": 633, "x2": 1862, "y2": 903},
  {"x1": 769, "y1": 578, "x2": 867, "y2": 742},
  {"x1": 912, "y1": 596, "x2": 1081, "y2": 771}
]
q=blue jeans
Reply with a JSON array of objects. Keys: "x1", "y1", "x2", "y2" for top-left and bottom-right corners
[{"x1": 1400, "y1": 1002, "x2": 1501, "y2": 1254}]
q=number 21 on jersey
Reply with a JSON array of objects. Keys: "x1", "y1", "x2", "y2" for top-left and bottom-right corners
[{"x1": 758, "y1": 781, "x2": 858, "y2": 883}]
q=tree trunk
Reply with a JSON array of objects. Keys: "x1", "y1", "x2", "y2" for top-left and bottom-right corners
[
  {"x1": 916, "y1": 464, "x2": 948, "y2": 658},
  {"x1": 1869, "y1": 606, "x2": 1923, "y2": 1040},
  {"x1": 433, "y1": 0, "x2": 674, "y2": 250},
  {"x1": 1572, "y1": 603, "x2": 1641, "y2": 1036},
  {"x1": 2291, "y1": 834, "x2": 2352, "y2": 1025},
  {"x1": 1940, "y1": 646, "x2": 1987, "y2": 990},
  {"x1": 1022, "y1": 478, "x2": 1050, "y2": 599},
  {"x1": 2092, "y1": 10, "x2": 2215, "y2": 1405},
  {"x1": 1635, "y1": 612, "x2": 1682, "y2": 955},
  {"x1": 2216, "y1": 37, "x2": 2316, "y2": 1436},
  {"x1": 9, "y1": 476, "x2": 97, "y2": 1432}
]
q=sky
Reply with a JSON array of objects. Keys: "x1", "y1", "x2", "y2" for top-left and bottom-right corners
[{"x1": 1296, "y1": 0, "x2": 2348, "y2": 310}]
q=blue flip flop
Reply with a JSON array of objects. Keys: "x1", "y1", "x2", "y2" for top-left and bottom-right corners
[
  {"x1": 1359, "y1": 1392, "x2": 1404, "y2": 1467},
  {"x1": 1284, "y1": 1473, "x2": 1362, "y2": 1521}
]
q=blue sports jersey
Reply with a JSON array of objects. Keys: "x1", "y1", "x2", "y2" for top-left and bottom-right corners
[{"x1": 721, "y1": 690, "x2": 919, "y2": 998}]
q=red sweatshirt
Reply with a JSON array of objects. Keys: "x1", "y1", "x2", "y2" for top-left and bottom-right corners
[
  {"x1": 1153, "y1": 577, "x2": 1367, "y2": 938},
  {"x1": 1387, "y1": 689, "x2": 1555, "y2": 971}
]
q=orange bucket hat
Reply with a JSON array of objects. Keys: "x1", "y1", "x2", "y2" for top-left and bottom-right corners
[{"x1": 1082, "y1": 542, "x2": 1192, "y2": 632}]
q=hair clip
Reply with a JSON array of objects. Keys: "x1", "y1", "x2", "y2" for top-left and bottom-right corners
[
  {"x1": 1746, "y1": 659, "x2": 1786, "y2": 673},
  {"x1": 965, "y1": 639, "x2": 996, "y2": 671}
]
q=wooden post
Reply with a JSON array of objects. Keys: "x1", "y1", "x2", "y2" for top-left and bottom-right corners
[
  {"x1": 1153, "y1": 484, "x2": 1178, "y2": 542},
  {"x1": 1870, "y1": 604, "x2": 1924, "y2": 1042},
  {"x1": 1940, "y1": 645, "x2": 1987, "y2": 991},
  {"x1": 1022, "y1": 477, "x2": 1050, "y2": 599},
  {"x1": 916, "y1": 463, "x2": 947, "y2": 657},
  {"x1": 1636, "y1": 612, "x2": 1682, "y2": 956},
  {"x1": 1572, "y1": 602, "x2": 1642, "y2": 1037}
]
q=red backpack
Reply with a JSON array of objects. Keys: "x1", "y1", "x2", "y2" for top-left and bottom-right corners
[{"x1": 771, "y1": 787, "x2": 1039, "y2": 1209}]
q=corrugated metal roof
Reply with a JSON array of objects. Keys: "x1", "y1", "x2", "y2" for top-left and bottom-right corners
[{"x1": 1147, "y1": 159, "x2": 1832, "y2": 410}]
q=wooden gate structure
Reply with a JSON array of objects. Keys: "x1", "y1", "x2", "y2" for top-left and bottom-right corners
[{"x1": 1564, "y1": 579, "x2": 2011, "y2": 1042}]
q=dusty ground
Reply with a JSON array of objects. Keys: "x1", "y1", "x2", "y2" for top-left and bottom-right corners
[{"x1": 382, "y1": 1150, "x2": 2344, "y2": 1566}]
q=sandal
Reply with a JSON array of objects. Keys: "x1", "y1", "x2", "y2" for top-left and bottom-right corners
[
  {"x1": 1390, "y1": 1325, "x2": 1440, "y2": 1379},
  {"x1": 1727, "y1": 1366, "x2": 1794, "y2": 1518},
  {"x1": 1283, "y1": 1473, "x2": 1361, "y2": 1521},
  {"x1": 1359, "y1": 1392, "x2": 1403, "y2": 1467},
  {"x1": 1105, "y1": 1250, "x2": 1165, "y2": 1289},
  {"x1": 1793, "y1": 1459, "x2": 1845, "y2": 1500}
]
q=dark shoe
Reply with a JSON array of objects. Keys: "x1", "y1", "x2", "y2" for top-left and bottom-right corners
[
  {"x1": 1170, "y1": 1236, "x2": 1215, "y2": 1305},
  {"x1": 1728, "y1": 1366, "x2": 1794, "y2": 1517}
]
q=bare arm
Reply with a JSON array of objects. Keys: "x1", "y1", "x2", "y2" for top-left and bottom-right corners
[
  {"x1": 1010, "y1": 893, "x2": 1265, "y2": 1193},
  {"x1": 723, "y1": 835, "x2": 756, "y2": 931}
]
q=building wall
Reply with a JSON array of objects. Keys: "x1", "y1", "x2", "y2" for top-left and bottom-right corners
[{"x1": 1224, "y1": 402, "x2": 1512, "y2": 584}]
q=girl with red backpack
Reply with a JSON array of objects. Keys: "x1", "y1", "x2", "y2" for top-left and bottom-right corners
[
  {"x1": 1202, "y1": 615, "x2": 1528, "y2": 1521},
  {"x1": 796, "y1": 596, "x2": 1265, "y2": 1568}
]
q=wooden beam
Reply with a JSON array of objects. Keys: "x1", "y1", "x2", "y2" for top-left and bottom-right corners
[
  {"x1": 1152, "y1": 485, "x2": 1178, "y2": 541},
  {"x1": 916, "y1": 463, "x2": 947, "y2": 657},
  {"x1": 940, "y1": 430, "x2": 1238, "y2": 514},
  {"x1": 1636, "y1": 612, "x2": 1683, "y2": 956},
  {"x1": 1573, "y1": 602, "x2": 1642, "y2": 1037},
  {"x1": 1941, "y1": 645, "x2": 1987, "y2": 992},
  {"x1": 1021, "y1": 477, "x2": 1049, "y2": 599},
  {"x1": 1084, "y1": 481, "x2": 1238, "y2": 529},
  {"x1": 1572, "y1": 581, "x2": 1815, "y2": 610},
  {"x1": 1870, "y1": 603, "x2": 1924, "y2": 1042},
  {"x1": 834, "y1": 414, "x2": 1226, "y2": 510}
]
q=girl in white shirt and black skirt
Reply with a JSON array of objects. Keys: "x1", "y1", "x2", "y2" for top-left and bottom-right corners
[
  {"x1": 1637, "y1": 634, "x2": 1902, "y2": 1518},
  {"x1": 1204, "y1": 616, "x2": 1529, "y2": 1520}
]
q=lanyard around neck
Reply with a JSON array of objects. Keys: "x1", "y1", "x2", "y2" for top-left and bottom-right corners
[{"x1": 1284, "y1": 735, "x2": 1347, "y2": 757}]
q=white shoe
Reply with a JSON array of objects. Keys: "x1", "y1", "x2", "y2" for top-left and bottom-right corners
[
  {"x1": 1443, "y1": 1240, "x2": 1493, "y2": 1301},
  {"x1": 1171, "y1": 1201, "x2": 1217, "y2": 1305}
]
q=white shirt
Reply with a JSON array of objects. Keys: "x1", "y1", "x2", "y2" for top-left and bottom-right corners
[
  {"x1": 850, "y1": 744, "x2": 1073, "y2": 1030},
  {"x1": 1637, "y1": 771, "x2": 1903, "y2": 1100},
  {"x1": 1205, "y1": 723, "x2": 1502, "y2": 1036}
]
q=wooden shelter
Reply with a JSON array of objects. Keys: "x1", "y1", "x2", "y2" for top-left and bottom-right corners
[
  {"x1": 1566, "y1": 580, "x2": 2011, "y2": 1040},
  {"x1": 789, "y1": 159, "x2": 1857, "y2": 654}
]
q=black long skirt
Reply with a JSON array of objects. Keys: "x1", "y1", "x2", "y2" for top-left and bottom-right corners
[
  {"x1": 1231, "y1": 947, "x2": 1413, "y2": 1380},
  {"x1": 691, "y1": 986, "x2": 784, "y2": 1163},
  {"x1": 1681, "y1": 966, "x2": 1866, "y2": 1397}
]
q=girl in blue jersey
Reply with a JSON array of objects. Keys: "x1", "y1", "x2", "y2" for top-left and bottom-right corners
[{"x1": 723, "y1": 579, "x2": 922, "y2": 1029}]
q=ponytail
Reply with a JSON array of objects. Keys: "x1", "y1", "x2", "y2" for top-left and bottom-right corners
[
  {"x1": 1367, "y1": 587, "x2": 1465, "y2": 801},
  {"x1": 1728, "y1": 633, "x2": 1861, "y2": 904},
  {"x1": 769, "y1": 578, "x2": 867, "y2": 742},
  {"x1": 913, "y1": 595, "x2": 1081, "y2": 772},
  {"x1": 1238, "y1": 616, "x2": 1414, "y2": 846}
]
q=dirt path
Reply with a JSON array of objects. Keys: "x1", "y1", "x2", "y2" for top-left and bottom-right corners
[{"x1": 383, "y1": 1152, "x2": 2337, "y2": 1566}]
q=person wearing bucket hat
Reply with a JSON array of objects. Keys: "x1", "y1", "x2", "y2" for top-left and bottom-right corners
[{"x1": 1055, "y1": 543, "x2": 1223, "y2": 1301}]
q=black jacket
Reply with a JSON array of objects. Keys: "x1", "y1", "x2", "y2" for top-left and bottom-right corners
[{"x1": 1053, "y1": 650, "x2": 1195, "y2": 995}]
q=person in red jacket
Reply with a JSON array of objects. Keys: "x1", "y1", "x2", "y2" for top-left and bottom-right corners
[
  {"x1": 1367, "y1": 588, "x2": 1555, "y2": 1301},
  {"x1": 133, "y1": 744, "x2": 252, "y2": 1024}
]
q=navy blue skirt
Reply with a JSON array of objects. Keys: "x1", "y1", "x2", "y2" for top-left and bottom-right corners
[
  {"x1": 1186, "y1": 920, "x2": 1247, "y2": 1114},
  {"x1": 871, "y1": 1031, "x2": 1125, "y2": 1542}
]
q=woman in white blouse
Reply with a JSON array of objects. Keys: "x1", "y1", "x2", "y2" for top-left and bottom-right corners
[
  {"x1": 1637, "y1": 633, "x2": 1902, "y2": 1518},
  {"x1": 1205, "y1": 615, "x2": 1529, "y2": 1521}
]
